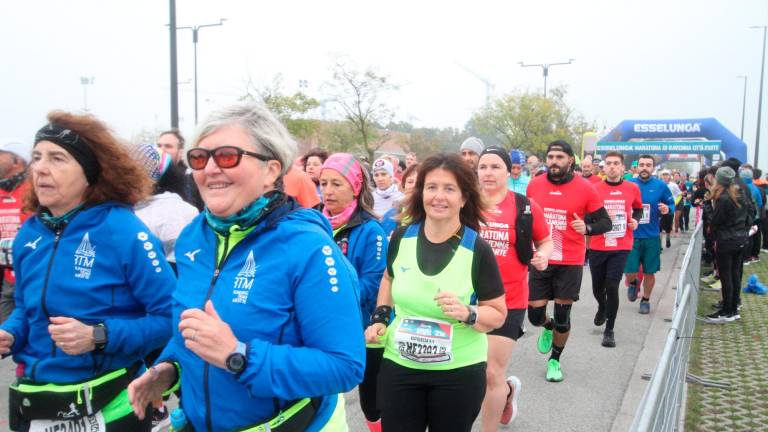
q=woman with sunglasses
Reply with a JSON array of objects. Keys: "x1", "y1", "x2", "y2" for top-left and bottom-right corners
[
  {"x1": 319, "y1": 153, "x2": 388, "y2": 432},
  {"x1": 0, "y1": 111, "x2": 176, "y2": 431},
  {"x1": 128, "y1": 103, "x2": 365, "y2": 432},
  {"x1": 365, "y1": 153, "x2": 507, "y2": 432}
]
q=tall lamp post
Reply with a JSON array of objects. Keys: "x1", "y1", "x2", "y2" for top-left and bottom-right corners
[
  {"x1": 738, "y1": 75, "x2": 748, "y2": 141},
  {"x1": 519, "y1": 59, "x2": 575, "y2": 97},
  {"x1": 80, "y1": 77, "x2": 94, "y2": 111},
  {"x1": 177, "y1": 19, "x2": 226, "y2": 125},
  {"x1": 751, "y1": 25, "x2": 767, "y2": 167}
]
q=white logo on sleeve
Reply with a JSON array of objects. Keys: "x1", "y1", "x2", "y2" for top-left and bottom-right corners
[
  {"x1": 74, "y1": 233, "x2": 96, "y2": 279},
  {"x1": 185, "y1": 249, "x2": 202, "y2": 262},
  {"x1": 233, "y1": 251, "x2": 257, "y2": 304},
  {"x1": 25, "y1": 236, "x2": 42, "y2": 249}
]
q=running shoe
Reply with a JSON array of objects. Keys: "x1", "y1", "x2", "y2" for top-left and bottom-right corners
[
  {"x1": 601, "y1": 329, "x2": 616, "y2": 348},
  {"x1": 594, "y1": 305, "x2": 606, "y2": 326},
  {"x1": 701, "y1": 274, "x2": 716, "y2": 284},
  {"x1": 705, "y1": 310, "x2": 728, "y2": 324},
  {"x1": 627, "y1": 281, "x2": 638, "y2": 302},
  {"x1": 546, "y1": 359, "x2": 563, "y2": 382},
  {"x1": 500, "y1": 376, "x2": 522, "y2": 425},
  {"x1": 639, "y1": 301, "x2": 650, "y2": 315},
  {"x1": 710, "y1": 280, "x2": 722, "y2": 290},
  {"x1": 728, "y1": 311, "x2": 741, "y2": 321},
  {"x1": 537, "y1": 321, "x2": 553, "y2": 354}
]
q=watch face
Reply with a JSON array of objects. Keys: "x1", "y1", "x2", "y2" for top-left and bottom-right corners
[
  {"x1": 227, "y1": 354, "x2": 246, "y2": 372},
  {"x1": 94, "y1": 326, "x2": 107, "y2": 344}
]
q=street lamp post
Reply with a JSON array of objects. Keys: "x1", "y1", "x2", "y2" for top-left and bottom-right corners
[
  {"x1": 80, "y1": 77, "x2": 94, "y2": 111},
  {"x1": 519, "y1": 59, "x2": 575, "y2": 97},
  {"x1": 738, "y1": 75, "x2": 748, "y2": 141},
  {"x1": 751, "y1": 25, "x2": 767, "y2": 167},
  {"x1": 177, "y1": 19, "x2": 226, "y2": 125}
]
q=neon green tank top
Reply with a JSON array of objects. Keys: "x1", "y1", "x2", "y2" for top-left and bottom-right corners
[{"x1": 384, "y1": 223, "x2": 487, "y2": 370}]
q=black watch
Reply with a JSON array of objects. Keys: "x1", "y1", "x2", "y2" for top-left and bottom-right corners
[
  {"x1": 463, "y1": 305, "x2": 478, "y2": 326},
  {"x1": 226, "y1": 341, "x2": 248, "y2": 374},
  {"x1": 93, "y1": 324, "x2": 108, "y2": 351}
]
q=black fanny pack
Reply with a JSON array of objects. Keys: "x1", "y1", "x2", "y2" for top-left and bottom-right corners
[{"x1": 9, "y1": 364, "x2": 137, "y2": 426}]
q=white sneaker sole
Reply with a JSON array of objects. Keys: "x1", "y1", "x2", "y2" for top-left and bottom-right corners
[{"x1": 505, "y1": 375, "x2": 522, "y2": 424}]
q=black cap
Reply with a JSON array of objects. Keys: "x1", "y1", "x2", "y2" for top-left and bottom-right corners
[
  {"x1": 546, "y1": 140, "x2": 574, "y2": 157},
  {"x1": 480, "y1": 146, "x2": 512, "y2": 172}
]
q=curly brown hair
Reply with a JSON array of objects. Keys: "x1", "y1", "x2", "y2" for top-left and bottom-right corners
[{"x1": 25, "y1": 111, "x2": 153, "y2": 212}]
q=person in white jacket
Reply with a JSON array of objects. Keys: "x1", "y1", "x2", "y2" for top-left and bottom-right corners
[{"x1": 372, "y1": 157, "x2": 404, "y2": 217}]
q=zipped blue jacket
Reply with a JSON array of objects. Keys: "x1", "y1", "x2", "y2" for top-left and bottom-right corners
[
  {"x1": 1, "y1": 203, "x2": 175, "y2": 383},
  {"x1": 630, "y1": 176, "x2": 675, "y2": 239},
  {"x1": 158, "y1": 199, "x2": 365, "y2": 432},
  {"x1": 743, "y1": 177, "x2": 763, "y2": 218},
  {"x1": 333, "y1": 210, "x2": 387, "y2": 328}
]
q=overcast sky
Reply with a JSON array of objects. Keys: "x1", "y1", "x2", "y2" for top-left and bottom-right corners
[{"x1": 2, "y1": 1, "x2": 768, "y2": 163}]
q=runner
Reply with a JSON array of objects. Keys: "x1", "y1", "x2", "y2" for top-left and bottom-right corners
[
  {"x1": 625, "y1": 156, "x2": 674, "y2": 315},
  {"x1": 365, "y1": 153, "x2": 506, "y2": 431},
  {"x1": 588, "y1": 152, "x2": 643, "y2": 347},
  {"x1": 477, "y1": 147, "x2": 552, "y2": 429},
  {"x1": 506, "y1": 149, "x2": 530, "y2": 194},
  {"x1": 526, "y1": 140, "x2": 611, "y2": 382},
  {"x1": 460, "y1": 137, "x2": 485, "y2": 170},
  {"x1": 659, "y1": 169, "x2": 680, "y2": 247},
  {"x1": 319, "y1": 153, "x2": 388, "y2": 432}
]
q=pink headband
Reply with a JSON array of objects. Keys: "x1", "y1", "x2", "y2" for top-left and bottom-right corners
[{"x1": 322, "y1": 153, "x2": 364, "y2": 196}]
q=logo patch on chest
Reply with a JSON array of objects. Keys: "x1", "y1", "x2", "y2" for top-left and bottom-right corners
[
  {"x1": 74, "y1": 233, "x2": 96, "y2": 279},
  {"x1": 232, "y1": 251, "x2": 257, "y2": 304}
]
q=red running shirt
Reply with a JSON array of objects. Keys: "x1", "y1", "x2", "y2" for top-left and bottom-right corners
[
  {"x1": 526, "y1": 175, "x2": 603, "y2": 265},
  {"x1": 480, "y1": 192, "x2": 550, "y2": 309},
  {"x1": 584, "y1": 174, "x2": 602, "y2": 184},
  {"x1": 590, "y1": 180, "x2": 643, "y2": 251}
]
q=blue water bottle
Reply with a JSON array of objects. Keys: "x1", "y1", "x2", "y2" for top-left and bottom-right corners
[{"x1": 169, "y1": 408, "x2": 188, "y2": 432}]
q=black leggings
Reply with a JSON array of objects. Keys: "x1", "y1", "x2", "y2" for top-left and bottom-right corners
[
  {"x1": 589, "y1": 250, "x2": 629, "y2": 330},
  {"x1": 359, "y1": 347, "x2": 384, "y2": 421},
  {"x1": 682, "y1": 206, "x2": 691, "y2": 231},
  {"x1": 715, "y1": 248, "x2": 744, "y2": 314},
  {"x1": 378, "y1": 359, "x2": 486, "y2": 432}
]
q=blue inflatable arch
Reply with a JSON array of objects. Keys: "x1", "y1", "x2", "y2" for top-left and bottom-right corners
[{"x1": 599, "y1": 118, "x2": 747, "y2": 163}]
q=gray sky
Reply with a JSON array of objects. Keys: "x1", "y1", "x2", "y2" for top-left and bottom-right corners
[{"x1": 2, "y1": 1, "x2": 768, "y2": 164}]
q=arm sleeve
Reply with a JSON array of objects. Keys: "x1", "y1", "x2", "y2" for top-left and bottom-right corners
[
  {"x1": 530, "y1": 199, "x2": 550, "y2": 242},
  {"x1": 352, "y1": 223, "x2": 388, "y2": 307},
  {"x1": 235, "y1": 239, "x2": 365, "y2": 399},
  {"x1": 471, "y1": 237, "x2": 505, "y2": 301},
  {"x1": 103, "y1": 219, "x2": 175, "y2": 358},
  {"x1": 586, "y1": 207, "x2": 613, "y2": 235}
]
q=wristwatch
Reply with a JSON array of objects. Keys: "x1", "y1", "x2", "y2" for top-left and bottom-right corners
[
  {"x1": 463, "y1": 305, "x2": 478, "y2": 326},
  {"x1": 225, "y1": 341, "x2": 248, "y2": 374},
  {"x1": 93, "y1": 324, "x2": 108, "y2": 351}
]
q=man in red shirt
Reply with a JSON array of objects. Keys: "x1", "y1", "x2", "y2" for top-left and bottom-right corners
[
  {"x1": 477, "y1": 147, "x2": 552, "y2": 428},
  {"x1": 581, "y1": 156, "x2": 602, "y2": 184},
  {"x1": 0, "y1": 138, "x2": 33, "y2": 322},
  {"x1": 526, "y1": 140, "x2": 612, "y2": 382},
  {"x1": 589, "y1": 151, "x2": 643, "y2": 347}
]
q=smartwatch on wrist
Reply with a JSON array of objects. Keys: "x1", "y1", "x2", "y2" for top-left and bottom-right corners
[
  {"x1": 463, "y1": 305, "x2": 478, "y2": 326},
  {"x1": 225, "y1": 341, "x2": 248, "y2": 374},
  {"x1": 93, "y1": 324, "x2": 108, "y2": 351}
]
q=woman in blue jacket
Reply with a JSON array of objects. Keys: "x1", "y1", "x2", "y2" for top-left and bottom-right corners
[
  {"x1": 0, "y1": 112, "x2": 176, "y2": 431},
  {"x1": 319, "y1": 153, "x2": 388, "y2": 432},
  {"x1": 128, "y1": 103, "x2": 365, "y2": 431}
]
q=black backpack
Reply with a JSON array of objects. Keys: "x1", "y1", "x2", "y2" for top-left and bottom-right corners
[{"x1": 513, "y1": 193, "x2": 534, "y2": 265}]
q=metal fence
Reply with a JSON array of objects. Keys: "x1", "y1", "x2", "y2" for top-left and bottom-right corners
[{"x1": 630, "y1": 222, "x2": 703, "y2": 432}]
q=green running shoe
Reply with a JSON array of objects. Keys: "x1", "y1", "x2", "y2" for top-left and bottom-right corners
[
  {"x1": 546, "y1": 359, "x2": 563, "y2": 382},
  {"x1": 537, "y1": 322, "x2": 553, "y2": 354}
]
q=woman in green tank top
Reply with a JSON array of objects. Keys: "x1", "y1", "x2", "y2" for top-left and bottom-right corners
[{"x1": 365, "y1": 153, "x2": 507, "y2": 432}]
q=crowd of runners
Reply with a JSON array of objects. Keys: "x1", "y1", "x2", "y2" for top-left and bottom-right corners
[{"x1": 0, "y1": 102, "x2": 759, "y2": 431}]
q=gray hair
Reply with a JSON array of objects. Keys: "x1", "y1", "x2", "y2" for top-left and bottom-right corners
[{"x1": 191, "y1": 103, "x2": 296, "y2": 177}]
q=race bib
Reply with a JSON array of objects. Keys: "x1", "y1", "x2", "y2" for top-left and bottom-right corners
[
  {"x1": 29, "y1": 412, "x2": 106, "y2": 432},
  {"x1": 640, "y1": 204, "x2": 651, "y2": 224},
  {"x1": 606, "y1": 212, "x2": 627, "y2": 239},
  {"x1": 394, "y1": 317, "x2": 453, "y2": 364}
]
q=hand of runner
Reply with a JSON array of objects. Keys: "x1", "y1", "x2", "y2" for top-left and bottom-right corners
[
  {"x1": 0, "y1": 330, "x2": 14, "y2": 355},
  {"x1": 658, "y1": 203, "x2": 669, "y2": 214},
  {"x1": 179, "y1": 300, "x2": 238, "y2": 370},
  {"x1": 570, "y1": 213, "x2": 587, "y2": 234},
  {"x1": 127, "y1": 362, "x2": 177, "y2": 420},
  {"x1": 530, "y1": 250, "x2": 548, "y2": 271},
  {"x1": 630, "y1": 218, "x2": 639, "y2": 231},
  {"x1": 48, "y1": 316, "x2": 96, "y2": 355},
  {"x1": 434, "y1": 291, "x2": 470, "y2": 321},
  {"x1": 365, "y1": 323, "x2": 387, "y2": 344}
]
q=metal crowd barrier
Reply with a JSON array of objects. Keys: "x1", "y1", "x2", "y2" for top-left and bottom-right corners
[{"x1": 630, "y1": 222, "x2": 703, "y2": 432}]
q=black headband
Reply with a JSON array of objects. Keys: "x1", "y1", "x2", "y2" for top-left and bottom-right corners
[
  {"x1": 34, "y1": 123, "x2": 100, "y2": 184},
  {"x1": 480, "y1": 146, "x2": 512, "y2": 173}
]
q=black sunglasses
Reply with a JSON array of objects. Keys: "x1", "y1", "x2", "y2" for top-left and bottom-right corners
[{"x1": 186, "y1": 146, "x2": 272, "y2": 170}]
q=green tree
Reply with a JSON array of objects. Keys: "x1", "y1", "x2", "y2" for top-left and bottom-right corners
[
  {"x1": 241, "y1": 74, "x2": 321, "y2": 141},
  {"x1": 469, "y1": 86, "x2": 596, "y2": 156},
  {"x1": 324, "y1": 57, "x2": 398, "y2": 161}
]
